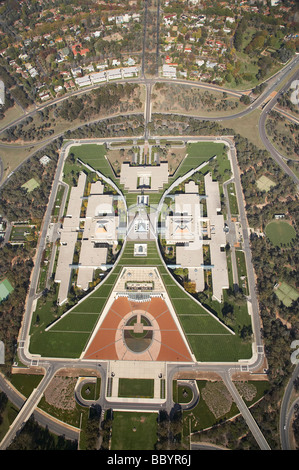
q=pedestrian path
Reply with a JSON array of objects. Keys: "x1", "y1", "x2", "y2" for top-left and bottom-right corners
[{"x1": 105, "y1": 360, "x2": 167, "y2": 403}]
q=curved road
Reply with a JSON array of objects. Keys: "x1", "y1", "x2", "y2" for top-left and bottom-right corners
[
  {"x1": 280, "y1": 363, "x2": 299, "y2": 449},
  {"x1": 258, "y1": 68, "x2": 299, "y2": 186},
  {"x1": 0, "y1": 55, "x2": 298, "y2": 186}
]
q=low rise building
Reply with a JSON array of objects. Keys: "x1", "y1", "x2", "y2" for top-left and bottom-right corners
[
  {"x1": 165, "y1": 176, "x2": 229, "y2": 302},
  {"x1": 0, "y1": 80, "x2": 5, "y2": 106},
  {"x1": 55, "y1": 171, "x2": 87, "y2": 305},
  {"x1": 90, "y1": 71, "x2": 107, "y2": 84},
  {"x1": 77, "y1": 180, "x2": 119, "y2": 291},
  {"x1": 162, "y1": 64, "x2": 177, "y2": 79},
  {"x1": 120, "y1": 162, "x2": 169, "y2": 192},
  {"x1": 107, "y1": 68, "x2": 122, "y2": 80},
  {"x1": 122, "y1": 66, "x2": 139, "y2": 78},
  {"x1": 75, "y1": 75, "x2": 92, "y2": 87}
]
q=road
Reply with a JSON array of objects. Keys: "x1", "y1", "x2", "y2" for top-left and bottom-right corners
[
  {"x1": 0, "y1": 365, "x2": 54, "y2": 450},
  {"x1": 258, "y1": 68, "x2": 299, "y2": 186},
  {"x1": 280, "y1": 363, "x2": 299, "y2": 449},
  {"x1": 16, "y1": 142, "x2": 70, "y2": 348},
  {"x1": 1, "y1": 55, "x2": 298, "y2": 188}
]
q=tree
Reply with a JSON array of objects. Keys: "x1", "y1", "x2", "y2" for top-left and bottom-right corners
[{"x1": 240, "y1": 95, "x2": 250, "y2": 105}]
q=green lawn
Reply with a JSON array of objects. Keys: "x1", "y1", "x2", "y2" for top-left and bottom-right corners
[
  {"x1": 110, "y1": 412, "x2": 158, "y2": 450},
  {"x1": 227, "y1": 182, "x2": 239, "y2": 215},
  {"x1": 69, "y1": 144, "x2": 117, "y2": 182},
  {"x1": 10, "y1": 374, "x2": 43, "y2": 398},
  {"x1": 265, "y1": 220, "x2": 296, "y2": 246},
  {"x1": 170, "y1": 142, "x2": 227, "y2": 183},
  {"x1": 173, "y1": 381, "x2": 194, "y2": 404},
  {"x1": 118, "y1": 379, "x2": 154, "y2": 398},
  {"x1": 235, "y1": 250, "x2": 249, "y2": 295}
]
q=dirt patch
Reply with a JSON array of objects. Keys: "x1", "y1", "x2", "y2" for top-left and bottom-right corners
[
  {"x1": 44, "y1": 376, "x2": 77, "y2": 411},
  {"x1": 54, "y1": 368, "x2": 100, "y2": 377},
  {"x1": 201, "y1": 381, "x2": 233, "y2": 419},
  {"x1": 235, "y1": 382, "x2": 257, "y2": 401},
  {"x1": 11, "y1": 367, "x2": 45, "y2": 375},
  {"x1": 174, "y1": 371, "x2": 222, "y2": 381}
]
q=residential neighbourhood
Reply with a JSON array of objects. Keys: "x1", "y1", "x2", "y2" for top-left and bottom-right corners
[{"x1": 0, "y1": 0, "x2": 297, "y2": 108}]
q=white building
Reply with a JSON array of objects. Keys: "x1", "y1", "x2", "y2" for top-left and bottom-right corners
[
  {"x1": 39, "y1": 155, "x2": 51, "y2": 166},
  {"x1": 120, "y1": 162, "x2": 169, "y2": 191},
  {"x1": 75, "y1": 75, "x2": 92, "y2": 87},
  {"x1": 90, "y1": 71, "x2": 107, "y2": 84},
  {"x1": 107, "y1": 68, "x2": 122, "y2": 80},
  {"x1": 162, "y1": 64, "x2": 177, "y2": 79},
  {"x1": 76, "y1": 180, "x2": 119, "y2": 291},
  {"x1": 55, "y1": 172, "x2": 87, "y2": 305},
  {"x1": 122, "y1": 66, "x2": 139, "y2": 78},
  {"x1": 165, "y1": 176, "x2": 229, "y2": 302},
  {"x1": 206, "y1": 60, "x2": 217, "y2": 69},
  {"x1": 71, "y1": 67, "x2": 82, "y2": 77},
  {"x1": 0, "y1": 80, "x2": 5, "y2": 106}
]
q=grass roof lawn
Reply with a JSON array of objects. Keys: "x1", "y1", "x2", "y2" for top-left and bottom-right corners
[
  {"x1": 21, "y1": 178, "x2": 40, "y2": 193},
  {"x1": 172, "y1": 142, "x2": 227, "y2": 181},
  {"x1": 0, "y1": 278, "x2": 14, "y2": 302},
  {"x1": 110, "y1": 412, "x2": 158, "y2": 450},
  {"x1": 265, "y1": 220, "x2": 296, "y2": 247},
  {"x1": 69, "y1": 144, "x2": 116, "y2": 182}
]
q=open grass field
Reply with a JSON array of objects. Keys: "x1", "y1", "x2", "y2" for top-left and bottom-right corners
[
  {"x1": 0, "y1": 104, "x2": 24, "y2": 129},
  {"x1": 152, "y1": 83, "x2": 246, "y2": 117},
  {"x1": 226, "y1": 109, "x2": 265, "y2": 150},
  {"x1": 110, "y1": 412, "x2": 158, "y2": 450},
  {"x1": 265, "y1": 220, "x2": 296, "y2": 246}
]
